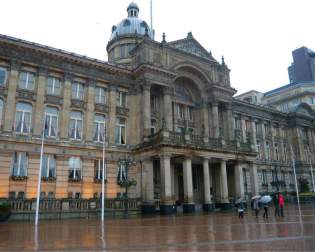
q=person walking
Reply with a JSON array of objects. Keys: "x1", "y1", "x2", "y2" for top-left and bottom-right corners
[
  {"x1": 263, "y1": 203, "x2": 269, "y2": 219},
  {"x1": 238, "y1": 201, "x2": 245, "y2": 219},
  {"x1": 253, "y1": 198, "x2": 260, "y2": 218},
  {"x1": 279, "y1": 193, "x2": 285, "y2": 217},
  {"x1": 273, "y1": 193, "x2": 280, "y2": 217}
]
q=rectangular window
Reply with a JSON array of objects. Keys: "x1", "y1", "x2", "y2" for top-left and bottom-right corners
[
  {"x1": 266, "y1": 142, "x2": 270, "y2": 160},
  {"x1": 69, "y1": 111, "x2": 83, "y2": 140},
  {"x1": 45, "y1": 107, "x2": 58, "y2": 138},
  {"x1": 19, "y1": 71, "x2": 35, "y2": 90},
  {"x1": 262, "y1": 170, "x2": 267, "y2": 184},
  {"x1": 95, "y1": 87, "x2": 106, "y2": 104},
  {"x1": 46, "y1": 77, "x2": 61, "y2": 95},
  {"x1": 11, "y1": 152, "x2": 28, "y2": 177},
  {"x1": 177, "y1": 104, "x2": 184, "y2": 119},
  {"x1": 15, "y1": 103, "x2": 32, "y2": 134},
  {"x1": 93, "y1": 114, "x2": 106, "y2": 142},
  {"x1": 116, "y1": 91, "x2": 126, "y2": 107},
  {"x1": 72, "y1": 82, "x2": 84, "y2": 100},
  {"x1": 115, "y1": 118, "x2": 126, "y2": 145},
  {"x1": 151, "y1": 95, "x2": 159, "y2": 112},
  {"x1": 187, "y1": 106, "x2": 193, "y2": 121},
  {"x1": 69, "y1": 157, "x2": 82, "y2": 180},
  {"x1": 41, "y1": 155, "x2": 56, "y2": 178},
  {"x1": 0, "y1": 67, "x2": 7, "y2": 86},
  {"x1": 94, "y1": 160, "x2": 105, "y2": 180}
]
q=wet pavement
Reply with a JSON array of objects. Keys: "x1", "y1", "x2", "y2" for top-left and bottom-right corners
[{"x1": 0, "y1": 204, "x2": 315, "y2": 251}]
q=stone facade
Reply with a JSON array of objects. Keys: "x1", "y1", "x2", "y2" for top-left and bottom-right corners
[{"x1": 0, "y1": 3, "x2": 314, "y2": 214}]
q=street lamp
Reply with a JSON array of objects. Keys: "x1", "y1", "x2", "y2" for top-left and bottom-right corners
[{"x1": 117, "y1": 157, "x2": 137, "y2": 217}]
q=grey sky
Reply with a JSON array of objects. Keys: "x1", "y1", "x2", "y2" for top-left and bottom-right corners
[{"x1": 0, "y1": 0, "x2": 314, "y2": 94}]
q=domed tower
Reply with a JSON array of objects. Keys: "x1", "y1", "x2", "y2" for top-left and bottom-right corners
[{"x1": 107, "y1": 2, "x2": 154, "y2": 66}]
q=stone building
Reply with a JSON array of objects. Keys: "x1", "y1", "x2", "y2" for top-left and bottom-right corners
[{"x1": 0, "y1": 2, "x2": 314, "y2": 214}]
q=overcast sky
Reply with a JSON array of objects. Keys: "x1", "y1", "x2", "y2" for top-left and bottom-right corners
[{"x1": 0, "y1": 0, "x2": 314, "y2": 95}]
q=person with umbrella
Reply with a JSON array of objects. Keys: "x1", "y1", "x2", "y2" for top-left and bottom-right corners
[
  {"x1": 235, "y1": 198, "x2": 245, "y2": 219},
  {"x1": 273, "y1": 192, "x2": 280, "y2": 217},
  {"x1": 260, "y1": 195, "x2": 272, "y2": 219},
  {"x1": 251, "y1": 195, "x2": 261, "y2": 218}
]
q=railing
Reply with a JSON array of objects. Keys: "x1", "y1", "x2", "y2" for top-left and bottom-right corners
[
  {"x1": 6, "y1": 198, "x2": 141, "y2": 213},
  {"x1": 142, "y1": 130, "x2": 253, "y2": 154}
]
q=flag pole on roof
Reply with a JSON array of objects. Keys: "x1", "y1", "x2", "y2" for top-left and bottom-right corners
[{"x1": 35, "y1": 116, "x2": 48, "y2": 225}]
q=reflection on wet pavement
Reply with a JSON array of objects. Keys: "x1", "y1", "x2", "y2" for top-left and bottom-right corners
[{"x1": 0, "y1": 205, "x2": 314, "y2": 251}]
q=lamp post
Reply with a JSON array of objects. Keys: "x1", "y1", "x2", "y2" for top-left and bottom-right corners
[{"x1": 117, "y1": 157, "x2": 136, "y2": 217}]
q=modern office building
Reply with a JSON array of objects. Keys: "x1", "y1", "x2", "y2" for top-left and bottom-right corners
[
  {"x1": 0, "y1": 2, "x2": 314, "y2": 214},
  {"x1": 288, "y1": 47, "x2": 315, "y2": 83}
]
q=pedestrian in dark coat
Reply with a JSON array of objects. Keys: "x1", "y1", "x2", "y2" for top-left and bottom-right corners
[
  {"x1": 263, "y1": 203, "x2": 269, "y2": 219},
  {"x1": 253, "y1": 199, "x2": 260, "y2": 218},
  {"x1": 238, "y1": 201, "x2": 245, "y2": 219},
  {"x1": 273, "y1": 193, "x2": 280, "y2": 217}
]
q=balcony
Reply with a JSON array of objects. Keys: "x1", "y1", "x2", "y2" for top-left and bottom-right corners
[{"x1": 138, "y1": 130, "x2": 253, "y2": 154}]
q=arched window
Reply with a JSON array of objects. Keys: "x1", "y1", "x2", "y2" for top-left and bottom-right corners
[
  {"x1": 69, "y1": 111, "x2": 83, "y2": 140},
  {"x1": 68, "y1": 157, "x2": 82, "y2": 180},
  {"x1": 123, "y1": 19, "x2": 130, "y2": 26},
  {"x1": 93, "y1": 114, "x2": 106, "y2": 142},
  {"x1": 15, "y1": 102, "x2": 32, "y2": 133},
  {"x1": 0, "y1": 99, "x2": 3, "y2": 128},
  {"x1": 45, "y1": 107, "x2": 58, "y2": 137}
]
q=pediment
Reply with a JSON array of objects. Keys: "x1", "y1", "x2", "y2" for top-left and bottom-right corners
[{"x1": 168, "y1": 34, "x2": 213, "y2": 60}]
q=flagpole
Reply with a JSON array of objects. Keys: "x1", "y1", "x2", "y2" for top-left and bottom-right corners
[
  {"x1": 35, "y1": 119, "x2": 46, "y2": 225},
  {"x1": 101, "y1": 125, "x2": 106, "y2": 221},
  {"x1": 308, "y1": 149, "x2": 315, "y2": 193},
  {"x1": 290, "y1": 145, "x2": 302, "y2": 223}
]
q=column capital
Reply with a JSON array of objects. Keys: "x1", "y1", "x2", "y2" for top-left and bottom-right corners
[
  {"x1": 159, "y1": 153, "x2": 172, "y2": 160},
  {"x1": 38, "y1": 66, "x2": 48, "y2": 77},
  {"x1": 64, "y1": 72, "x2": 73, "y2": 82},
  {"x1": 10, "y1": 59, "x2": 20, "y2": 71},
  {"x1": 108, "y1": 83, "x2": 117, "y2": 92},
  {"x1": 212, "y1": 101, "x2": 219, "y2": 107},
  {"x1": 162, "y1": 86, "x2": 174, "y2": 95},
  {"x1": 87, "y1": 78, "x2": 97, "y2": 87},
  {"x1": 142, "y1": 82, "x2": 152, "y2": 91}
]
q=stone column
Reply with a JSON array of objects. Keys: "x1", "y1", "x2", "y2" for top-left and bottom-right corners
[
  {"x1": 226, "y1": 104, "x2": 234, "y2": 140},
  {"x1": 183, "y1": 157, "x2": 195, "y2": 213},
  {"x1": 55, "y1": 155, "x2": 69, "y2": 199},
  {"x1": 60, "y1": 73, "x2": 72, "y2": 140},
  {"x1": 241, "y1": 116, "x2": 247, "y2": 143},
  {"x1": 0, "y1": 152, "x2": 11, "y2": 198},
  {"x1": 249, "y1": 162, "x2": 259, "y2": 196},
  {"x1": 202, "y1": 158, "x2": 213, "y2": 211},
  {"x1": 3, "y1": 60, "x2": 19, "y2": 133},
  {"x1": 212, "y1": 102, "x2": 219, "y2": 138},
  {"x1": 142, "y1": 83, "x2": 151, "y2": 137},
  {"x1": 81, "y1": 158, "x2": 94, "y2": 199},
  {"x1": 234, "y1": 161, "x2": 245, "y2": 199},
  {"x1": 163, "y1": 87, "x2": 173, "y2": 131},
  {"x1": 33, "y1": 67, "x2": 47, "y2": 137},
  {"x1": 220, "y1": 159, "x2": 229, "y2": 205},
  {"x1": 202, "y1": 102, "x2": 209, "y2": 138},
  {"x1": 85, "y1": 80, "x2": 95, "y2": 142},
  {"x1": 108, "y1": 84, "x2": 117, "y2": 145},
  {"x1": 251, "y1": 119, "x2": 257, "y2": 151},
  {"x1": 261, "y1": 122, "x2": 267, "y2": 159},
  {"x1": 141, "y1": 158, "x2": 155, "y2": 214},
  {"x1": 160, "y1": 154, "x2": 175, "y2": 214}
]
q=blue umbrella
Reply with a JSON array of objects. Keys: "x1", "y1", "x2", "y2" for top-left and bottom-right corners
[{"x1": 259, "y1": 195, "x2": 272, "y2": 204}]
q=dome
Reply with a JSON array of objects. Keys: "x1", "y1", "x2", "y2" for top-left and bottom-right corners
[{"x1": 110, "y1": 2, "x2": 154, "y2": 41}]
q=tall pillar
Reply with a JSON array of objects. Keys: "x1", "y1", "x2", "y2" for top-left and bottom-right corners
[
  {"x1": 203, "y1": 158, "x2": 214, "y2": 211},
  {"x1": 261, "y1": 122, "x2": 267, "y2": 159},
  {"x1": 251, "y1": 119, "x2": 257, "y2": 151},
  {"x1": 60, "y1": 73, "x2": 72, "y2": 140},
  {"x1": 85, "y1": 80, "x2": 95, "y2": 142},
  {"x1": 143, "y1": 83, "x2": 151, "y2": 137},
  {"x1": 249, "y1": 162, "x2": 259, "y2": 196},
  {"x1": 183, "y1": 157, "x2": 195, "y2": 213},
  {"x1": 226, "y1": 104, "x2": 234, "y2": 140},
  {"x1": 141, "y1": 158, "x2": 155, "y2": 214},
  {"x1": 3, "y1": 60, "x2": 19, "y2": 133},
  {"x1": 33, "y1": 67, "x2": 46, "y2": 137},
  {"x1": 212, "y1": 102, "x2": 219, "y2": 138},
  {"x1": 234, "y1": 161, "x2": 245, "y2": 199},
  {"x1": 241, "y1": 116, "x2": 247, "y2": 143},
  {"x1": 108, "y1": 84, "x2": 117, "y2": 145},
  {"x1": 202, "y1": 102, "x2": 209, "y2": 137},
  {"x1": 220, "y1": 159, "x2": 229, "y2": 206},
  {"x1": 160, "y1": 154, "x2": 175, "y2": 214},
  {"x1": 163, "y1": 87, "x2": 173, "y2": 131}
]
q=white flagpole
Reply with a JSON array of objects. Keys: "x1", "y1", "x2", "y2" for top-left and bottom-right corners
[
  {"x1": 101, "y1": 125, "x2": 106, "y2": 221},
  {"x1": 35, "y1": 118, "x2": 46, "y2": 225},
  {"x1": 308, "y1": 149, "x2": 315, "y2": 193}
]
